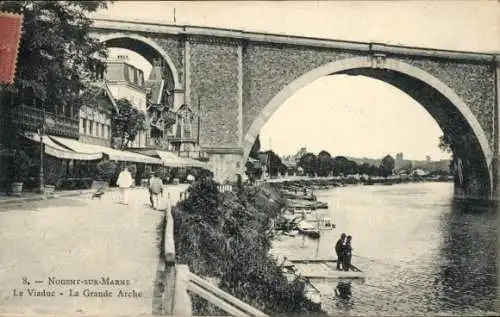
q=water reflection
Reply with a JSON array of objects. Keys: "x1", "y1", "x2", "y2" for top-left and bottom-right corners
[
  {"x1": 334, "y1": 281, "x2": 353, "y2": 311},
  {"x1": 271, "y1": 183, "x2": 499, "y2": 315},
  {"x1": 438, "y1": 200, "x2": 498, "y2": 312}
]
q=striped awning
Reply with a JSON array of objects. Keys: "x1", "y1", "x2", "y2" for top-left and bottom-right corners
[
  {"x1": 23, "y1": 132, "x2": 102, "y2": 161},
  {"x1": 156, "y1": 150, "x2": 209, "y2": 169},
  {"x1": 50, "y1": 136, "x2": 163, "y2": 165}
]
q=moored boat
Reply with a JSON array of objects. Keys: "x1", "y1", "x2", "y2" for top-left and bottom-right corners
[
  {"x1": 281, "y1": 260, "x2": 322, "y2": 306},
  {"x1": 288, "y1": 258, "x2": 365, "y2": 281},
  {"x1": 297, "y1": 220, "x2": 320, "y2": 239}
]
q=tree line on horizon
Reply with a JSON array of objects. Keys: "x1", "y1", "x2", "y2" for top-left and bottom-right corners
[{"x1": 247, "y1": 135, "x2": 397, "y2": 178}]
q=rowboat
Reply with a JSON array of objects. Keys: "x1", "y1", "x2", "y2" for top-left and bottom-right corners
[
  {"x1": 288, "y1": 199, "x2": 328, "y2": 210},
  {"x1": 297, "y1": 220, "x2": 320, "y2": 239}
]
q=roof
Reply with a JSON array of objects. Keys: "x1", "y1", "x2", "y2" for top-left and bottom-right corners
[
  {"x1": 83, "y1": 82, "x2": 118, "y2": 113},
  {"x1": 145, "y1": 80, "x2": 164, "y2": 104}
]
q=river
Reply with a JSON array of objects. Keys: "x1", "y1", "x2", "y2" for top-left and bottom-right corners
[{"x1": 271, "y1": 182, "x2": 499, "y2": 316}]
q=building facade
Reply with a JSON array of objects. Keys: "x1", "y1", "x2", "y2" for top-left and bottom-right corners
[
  {"x1": 105, "y1": 55, "x2": 148, "y2": 148},
  {"x1": 78, "y1": 82, "x2": 116, "y2": 147}
]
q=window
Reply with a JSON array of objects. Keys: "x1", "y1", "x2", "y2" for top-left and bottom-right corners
[
  {"x1": 96, "y1": 123, "x2": 100, "y2": 138},
  {"x1": 82, "y1": 119, "x2": 87, "y2": 135},
  {"x1": 89, "y1": 120, "x2": 93, "y2": 136}
]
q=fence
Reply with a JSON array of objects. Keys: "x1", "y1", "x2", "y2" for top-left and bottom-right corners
[
  {"x1": 160, "y1": 193, "x2": 268, "y2": 316},
  {"x1": 177, "y1": 184, "x2": 233, "y2": 201}
]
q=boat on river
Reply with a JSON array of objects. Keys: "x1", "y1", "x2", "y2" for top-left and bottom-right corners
[
  {"x1": 288, "y1": 258, "x2": 365, "y2": 281},
  {"x1": 297, "y1": 220, "x2": 320, "y2": 239},
  {"x1": 281, "y1": 191, "x2": 317, "y2": 201},
  {"x1": 281, "y1": 258, "x2": 322, "y2": 306},
  {"x1": 288, "y1": 199, "x2": 328, "y2": 210}
]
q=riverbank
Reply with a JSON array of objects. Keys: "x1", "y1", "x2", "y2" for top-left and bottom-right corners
[
  {"x1": 162, "y1": 179, "x2": 327, "y2": 316},
  {"x1": 264, "y1": 175, "x2": 453, "y2": 187}
]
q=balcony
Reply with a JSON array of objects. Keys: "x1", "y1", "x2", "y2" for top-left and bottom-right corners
[
  {"x1": 148, "y1": 104, "x2": 177, "y2": 132},
  {"x1": 167, "y1": 135, "x2": 197, "y2": 144},
  {"x1": 11, "y1": 104, "x2": 79, "y2": 139}
]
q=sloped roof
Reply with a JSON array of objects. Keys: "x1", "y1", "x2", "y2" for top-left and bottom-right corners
[
  {"x1": 82, "y1": 82, "x2": 118, "y2": 113},
  {"x1": 145, "y1": 79, "x2": 164, "y2": 104}
]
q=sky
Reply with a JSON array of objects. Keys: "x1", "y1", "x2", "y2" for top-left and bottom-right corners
[{"x1": 96, "y1": 1, "x2": 500, "y2": 161}]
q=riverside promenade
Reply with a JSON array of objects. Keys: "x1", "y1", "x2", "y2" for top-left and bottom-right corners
[{"x1": 0, "y1": 185, "x2": 188, "y2": 316}]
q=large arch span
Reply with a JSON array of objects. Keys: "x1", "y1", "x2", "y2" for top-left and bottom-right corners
[
  {"x1": 96, "y1": 32, "x2": 181, "y2": 90},
  {"x1": 243, "y1": 56, "x2": 493, "y2": 198}
]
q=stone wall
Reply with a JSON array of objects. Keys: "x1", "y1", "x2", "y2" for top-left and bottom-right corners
[
  {"x1": 402, "y1": 57, "x2": 496, "y2": 150},
  {"x1": 207, "y1": 152, "x2": 244, "y2": 183},
  {"x1": 242, "y1": 43, "x2": 357, "y2": 134},
  {"x1": 189, "y1": 37, "x2": 241, "y2": 148}
]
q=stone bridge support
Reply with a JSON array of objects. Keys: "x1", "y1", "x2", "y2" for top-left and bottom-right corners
[{"x1": 494, "y1": 56, "x2": 500, "y2": 203}]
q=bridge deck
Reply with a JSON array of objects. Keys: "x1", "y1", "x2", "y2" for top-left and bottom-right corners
[{"x1": 91, "y1": 17, "x2": 498, "y2": 62}]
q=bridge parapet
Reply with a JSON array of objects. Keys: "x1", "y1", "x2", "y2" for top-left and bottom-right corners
[{"x1": 91, "y1": 18, "x2": 497, "y2": 63}]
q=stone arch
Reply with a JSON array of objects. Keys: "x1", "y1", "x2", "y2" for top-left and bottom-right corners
[
  {"x1": 243, "y1": 56, "x2": 493, "y2": 196},
  {"x1": 97, "y1": 32, "x2": 181, "y2": 90}
]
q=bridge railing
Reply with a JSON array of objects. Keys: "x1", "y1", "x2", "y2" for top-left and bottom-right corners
[{"x1": 161, "y1": 193, "x2": 268, "y2": 317}]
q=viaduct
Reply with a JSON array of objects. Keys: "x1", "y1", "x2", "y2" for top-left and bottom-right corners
[{"x1": 90, "y1": 18, "x2": 500, "y2": 201}]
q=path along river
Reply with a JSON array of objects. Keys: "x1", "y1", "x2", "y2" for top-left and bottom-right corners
[{"x1": 271, "y1": 182, "x2": 499, "y2": 316}]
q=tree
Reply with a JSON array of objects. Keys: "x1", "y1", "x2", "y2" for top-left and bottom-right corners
[
  {"x1": 380, "y1": 154, "x2": 395, "y2": 177},
  {"x1": 111, "y1": 98, "x2": 147, "y2": 149},
  {"x1": 358, "y1": 163, "x2": 371, "y2": 175},
  {"x1": 316, "y1": 150, "x2": 332, "y2": 177},
  {"x1": 263, "y1": 150, "x2": 286, "y2": 177},
  {"x1": 438, "y1": 135, "x2": 452, "y2": 154},
  {"x1": 298, "y1": 153, "x2": 317, "y2": 176},
  {"x1": 249, "y1": 135, "x2": 261, "y2": 159},
  {"x1": 0, "y1": 1, "x2": 109, "y2": 119}
]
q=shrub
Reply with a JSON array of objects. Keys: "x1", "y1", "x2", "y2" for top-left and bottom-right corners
[
  {"x1": 96, "y1": 160, "x2": 118, "y2": 182},
  {"x1": 12, "y1": 149, "x2": 35, "y2": 183},
  {"x1": 173, "y1": 179, "x2": 326, "y2": 316}
]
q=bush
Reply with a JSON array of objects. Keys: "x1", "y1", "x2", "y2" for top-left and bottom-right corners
[
  {"x1": 173, "y1": 179, "x2": 326, "y2": 316},
  {"x1": 12, "y1": 149, "x2": 35, "y2": 182},
  {"x1": 96, "y1": 160, "x2": 118, "y2": 182}
]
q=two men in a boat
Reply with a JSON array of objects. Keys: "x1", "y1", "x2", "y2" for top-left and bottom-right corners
[{"x1": 335, "y1": 233, "x2": 353, "y2": 271}]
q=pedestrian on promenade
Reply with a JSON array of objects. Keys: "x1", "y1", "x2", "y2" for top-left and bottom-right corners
[
  {"x1": 149, "y1": 172, "x2": 164, "y2": 210},
  {"x1": 343, "y1": 235, "x2": 353, "y2": 271},
  {"x1": 117, "y1": 167, "x2": 133, "y2": 205},
  {"x1": 335, "y1": 233, "x2": 346, "y2": 270},
  {"x1": 148, "y1": 172, "x2": 154, "y2": 207}
]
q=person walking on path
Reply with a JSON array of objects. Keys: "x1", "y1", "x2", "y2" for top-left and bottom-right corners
[
  {"x1": 149, "y1": 172, "x2": 164, "y2": 210},
  {"x1": 116, "y1": 167, "x2": 133, "y2": 205},
  {"x1": 148, "y1": 172, "x2": 154, "y2": 207},
  {"x1": 335, "y1": 233, "x2": 346, "y2": 270},
  {"x1": 343, "y1": 235, "x2": 353, "y2": 272}
]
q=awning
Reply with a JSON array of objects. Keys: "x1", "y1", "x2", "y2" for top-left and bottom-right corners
[
  {"x1": 50, "y1": 136, "x2": 163, "y2": 165},
  {"x1": 156, "y1": 150, "x2": 209, "y2": 169},
  {"x1": 23, "y1": 132, "x2": 102, "y2": 161},
  {"x1": 128, "y1": 149, "x2": 210, "y2": 169}
]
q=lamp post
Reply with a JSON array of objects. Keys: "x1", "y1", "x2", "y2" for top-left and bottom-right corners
[{"x1": 37, "y1": 103, "x2": 55, "y2": 193}]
